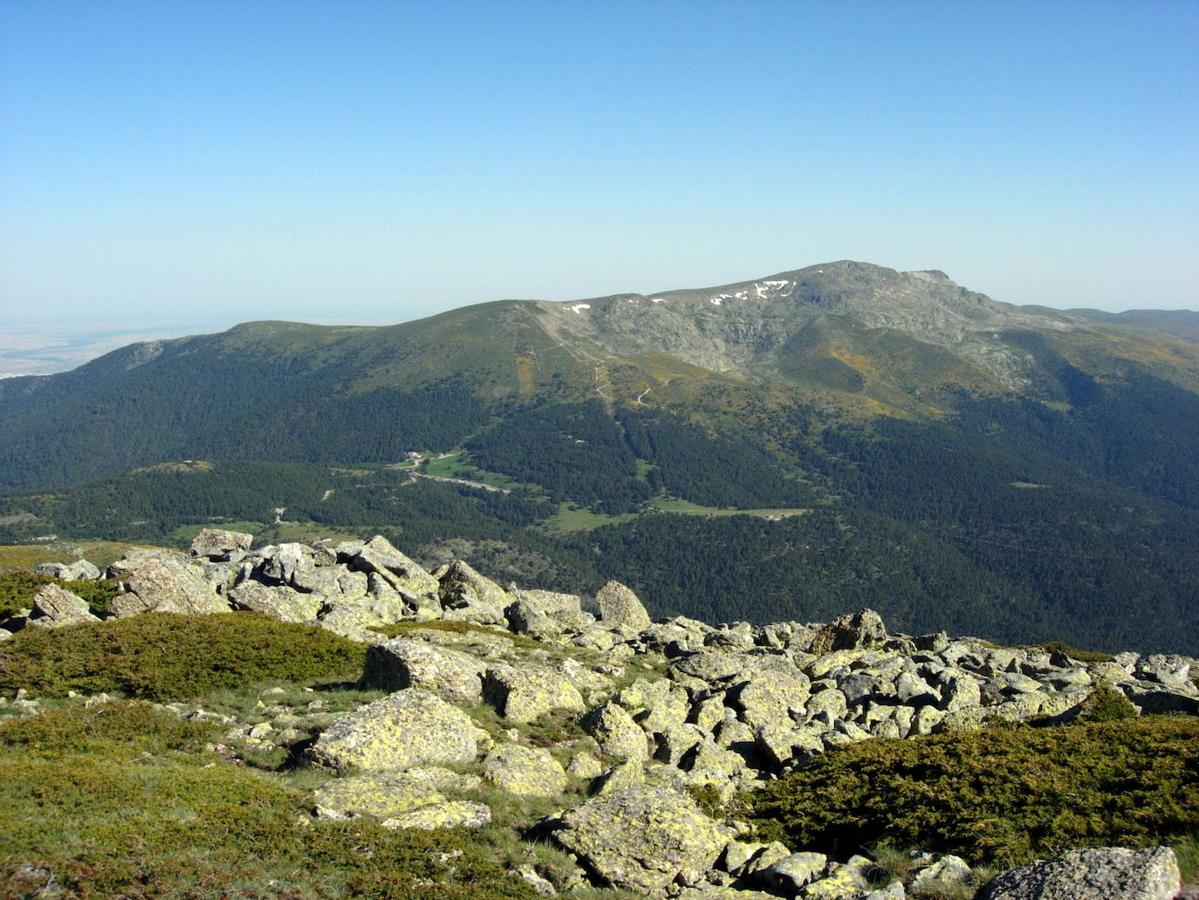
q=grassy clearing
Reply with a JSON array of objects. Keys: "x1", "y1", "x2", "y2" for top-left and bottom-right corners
[
  {"x1": 647, "y1": 497, "x2": 811, "y2": 519},
  {"x1": 0, "y1": 541, "x2": 148, "y2": 574},
  {"x1": 0, "y1": 613, "x2": 366, "y2": 701},
  {"x1": 423, "y1": 451, "x2": 530, "y2": 491},
  {"x1": 539, "y1": 503, "x2": 638, "y2": 532},
  {"x1": 0, "y1": 702, "x2": 538, "y2": 898},
  {"x1": 744, "y1": 716, "x2": 1199, "y2": 869}
]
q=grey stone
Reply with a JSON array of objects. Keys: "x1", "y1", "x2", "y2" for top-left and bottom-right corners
[
  {"x1": 190, "y1": 528, "x2": 253, "y2": 562},
  {"x1": 595, "y1": 580, "x2": 651, "y2": 632},
  {"x1": 27, "y1": 583, "x2": 98, "y2": 628},
  {"x1": 309, "y1": 688, "x2": 490, "y2": 772},
  {"x1": 483, "y1": 664, "x2": 586, "y2": 723},
  {"x1": 482, "y1": 743, "x2": 568, "y2": 797},
  {"x1": 980, "y1": 846, "x2": 1180, "y2": 900},
  {"x1": 108, "y1": 551, "x2": 230, "y2": 617},
  {"x1": 362, "y1": 636, "x2": 486, "y2": 703},
  {"x1": 759, "y1": 851, "x2": 828, "y2": 894},
  {"x1": 553, "y1": 784, "x2": 731, "y2": 895},
  {"x1": 584, "y1": 701, "x2": 650, "y2": 761}
]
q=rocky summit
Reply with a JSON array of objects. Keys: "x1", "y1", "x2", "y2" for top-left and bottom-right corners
[{"x1": 1, "y1": 527, "x2": 1195, "y2": 898}]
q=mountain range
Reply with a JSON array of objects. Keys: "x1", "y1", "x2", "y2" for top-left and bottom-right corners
[{"x1": 3, "y1": 260, "x2": 1197, "y2": 653}]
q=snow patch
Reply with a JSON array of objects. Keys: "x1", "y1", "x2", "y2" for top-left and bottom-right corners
[
  {"x1": 569, "y1": 303, "x2": 592, "y2": 314},
  {"x1": 710, "y1": 293, "x2": 731, "y2": 306},
  {"x1": 650, "y1": 297, "x2": 666, "y2": 304}
]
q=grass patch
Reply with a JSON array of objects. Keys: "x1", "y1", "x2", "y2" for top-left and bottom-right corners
[
  {"x1": 372, "y1": 618, "x2": 543, "y2": 650},
  {"x1": 0, "y1": 613, "x2": 367, "y2": 701},
  {"x1": 744, "y1": 716, "x2": 1199, "y2": 869},
  {"x1": 0, "y1": 702, "x2": 537, "y2": 897},
  {"x1": 0, "y1": 541, "x2": 147, "y2": 574},
  {"x1": 647, "y1": 498, "x2": 810, "y2": 519},
  {"x1": 539, "y1": 503, "x2": 638, "y2": 533}
]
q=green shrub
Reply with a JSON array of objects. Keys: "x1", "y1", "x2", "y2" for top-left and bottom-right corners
[
  {"x1": 1077, "y1": 684, "x2": 1139, "y2": 722},
  {"x1": 0, "y1": 571, "x2": 122, "y2": 618},
  {"x1": 745, "y1": 717, "x2": 1199, "y2": 868},
  {"x1": 0, "y1": 572, "x2": 46, "y2": 618},
  {"x1": 0, "y1": 612, "x2": 367, "y2": 701},
  {"x1": 0, "y1": 702, "x2": 534, "y2": 897},
  {"x1": 0, "y1": 700, "x2": 215, "y2": 756}
]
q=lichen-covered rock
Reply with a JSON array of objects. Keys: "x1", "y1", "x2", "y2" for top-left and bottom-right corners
[
  {"x1": 312, "y1": 600, "x2": 390, "y2": 644},
  {"x1": 758, "y1": 851, "x2": 828, "y2": 894},
  {"x1": 362, "y1": 636, "x2": 486, "y2": 702},
  {"x1": 27, "y1": 583, "x2": 98, "y2": 628},
  {"x1": 309, "y1": 688, "x2": 490, "y2": 772},
  {"x1": 190, "y1": 528, "x2": 253, "y2": 562},
  {"x1": 439, "y1": 560, "x2": 510, "y2": 625},
  {"x1": 980, "y1": 846, "x2": 1180, "y2": 900},
  {"x1": 803, "y1": 854, "x2": 873, "y2": 898},
  {"x1": 730, "y1": 671, "x2": 811, "y2": 731},
  {"x1": 483, "y1": 664, "x2": 586, "y2": 724},
  {"x1": 382, "y1": 800, "x2": 492, "y2": 830},
  {"x1": 482, "y1": 743, "x2": 568, "y2": 797},
  {"x1": 595, "y1": 580, "x2": 651, "y2": 632},
  {"x1": 811, "y1": 608, "x2": 888, "y2": 654},
  {"x1": 34, "y1": 559, "x2": 101, "y2": 581},
  {"x1": 509, "y1": 587, "x2": 590, "y2": 628},
  {"x1": 229, "y1": 581, "x2": 323, "y2": 623},
  {"x1": 505, "y1": 599, "x2": 560, "y2": 639},
  {"x1": 912, "y1": 854, "x2": 973, "y2": 895},
  {"x1": 553, "y1": 783, "x2": 732, "y2": 895},
  {"x1": 567, "y1": 751, "x2": 605, "y2": 779},
  {"x1": 584, "y1": 701, "x2": 650, "y2": 761},
  {"x1": 312, "y1": 768, "x2": 480, "y2": 819},
  {"x1": 351, "y1": 535, "x2": 440, "y2": 599},
  {"x1": 108, "y1": 552, "x2": 230, "y2": 617},
  {"x1": 617, "y1": 678, "x2": 690, "y2": 734}
]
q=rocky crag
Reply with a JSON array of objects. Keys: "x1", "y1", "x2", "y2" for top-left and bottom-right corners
[{"x1": 5, "y1": 527, "x2": 1196, "y2": 899}]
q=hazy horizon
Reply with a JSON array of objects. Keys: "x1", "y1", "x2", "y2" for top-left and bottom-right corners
[{"x1": 2, "y1": 1, "x2": 1197, "y2": 343}]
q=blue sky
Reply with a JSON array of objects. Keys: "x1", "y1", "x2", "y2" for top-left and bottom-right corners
[{"x1": 1, "y1": 0, "x2": 1196, "y2": 331}]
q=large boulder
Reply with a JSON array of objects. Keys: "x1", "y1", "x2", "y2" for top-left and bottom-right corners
[
  {"x1": 34, "y1": 559, "x2": 101, "y2": 581},
  {"x1": 350, "y1": 536, "x2": 440, "y2": 600},
  {"x1": 553, "y1": 783, "x2": 732, "y2": 895},
  {"x1": 309, "y1": 688, "x2": 491, "y2": 772},
  {"x1": 107, "y1": 551, "x2": 230, "y2": 617},
  {"x1": 27, "y1": 583, "x2": 99, "y2": 628},
  {"x1": 595, "y1": 580, "x2": 651, "y2": 632},
  {"x1": 810, "y1": 608, "x2": 888, "y2": 654},
  {"x1": 313, "y1": 767, "x2": 480, "y2": 819},
  {"x1": 361, "y1": 636, "x2": 486, "y2": 703},
  {"x1": 509, "y1": 587, "x2": 591, "y2": 629},
  {"x1": 228, "y1": 582, "x2": 322, "y2": 623},
  {"x1": 482, "y1": 664, "x2": 586, "y2": 724},
  {"x1": 981, "y1": 846, "x2": 1180, "y2": 900},
  {"x1": 481, "y1": 743, "x2": 568, "y2": 797},
  {"x1": 439, "y1": 560, "x2": 511, "y2": 625},
  {"x1": 189, "y1": 528, "x2": 253, "y2": 562},
  {"x1": 583, "y1": 701, "x2": 650, "y2": 761},
  {"x1": 729, "y1": 671, "x2": 812, "y2": 731}
]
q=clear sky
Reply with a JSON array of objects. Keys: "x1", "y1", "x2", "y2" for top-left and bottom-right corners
[{"x1": 2, "y1": 0, "x2": 1197, "y2": 333}]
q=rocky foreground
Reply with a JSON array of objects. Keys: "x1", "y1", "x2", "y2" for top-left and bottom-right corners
[{"x1": 7, "y1": 529, "x2": 1198, "y2": 898}]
